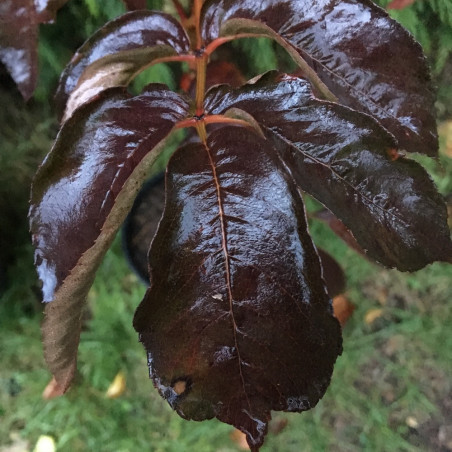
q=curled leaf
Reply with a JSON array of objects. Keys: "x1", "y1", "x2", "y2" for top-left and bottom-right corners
[
  {"x1": 201, "y1": 0, "x2": 437, "y2": 155},
  {"x1": 30, "y1": 85, "x2": 189, "y2": 391},
  {"x1": 55, "y1": 11, "x2": 191, "y2": 121},
  {"x1": 134, "y1": 126, "x2": 342, "y2": 451},
  {"x1": 205, "y1": 72, "x2": 452, "y2": 271}
]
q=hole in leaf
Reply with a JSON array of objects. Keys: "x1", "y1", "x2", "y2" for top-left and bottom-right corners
[{"x1": 171, "y1": 376, "x2": 192, "y2": 396}]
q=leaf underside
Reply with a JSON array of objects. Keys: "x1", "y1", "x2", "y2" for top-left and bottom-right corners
[
  {"x1": 133, "y1": 126, "x2": 342, "y2": 451},
  {"x1": 201, "y1": 0, "x2": 438, "y2": 155},
  {"x1": 205, "y1": 72, "x2": 452, "y2": 271},
  {"x1": 29, "y1": 85, "x2": 189, "y2": 390}
]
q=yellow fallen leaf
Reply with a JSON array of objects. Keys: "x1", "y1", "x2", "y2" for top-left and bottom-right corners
[
  {"x1": 364, "y1": 308, "x2": 384, "y2": 325},
  {"x1": 332, "y1": 295, "x2": 355, "y2": 327},
  {"x1": 406, "y1": 416, "x2": 419, "y2": 428},
  {"x1": 33, "y1": 436, "x2": 55, "y2": 452},
  {"x1": 230, "y1": 429, "x2": 250, "y2": 450},
  {"x1": 106, "y1": 371, "x2": 126, "y2": 398}
]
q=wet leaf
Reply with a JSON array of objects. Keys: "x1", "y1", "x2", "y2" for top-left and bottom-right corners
[
  {"x1": 0, "y1": 0, "x2": 68, "y2": 100},
  {"x1": 317, "y1": 248, "x2": 346, "y2": 298},
  {"x1": 201, "y1": 0, "x2": 437, "y2": 155},
  {"x1": 122, "y1": 0, "x2": 148, "y2": 10},
  {"x1": 30, "y1": 85, "x2": 189, "y2": 392},
  {"x1": 205, "y1": 72, "x2": 452, "y2": 271},
  {"x1": 134, "y1": 126, "x2": 342, "y2": 451},
  {"x1": 313, "y1": 209, "x2": 366, "y2": 258},
  {"x1": 55, "y1": 11, "x2": 191, "y2": 121}
]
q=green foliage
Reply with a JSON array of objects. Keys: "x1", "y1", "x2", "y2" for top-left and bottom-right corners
[
  {"x1": 130, "y1": 63, "x2": 177, "y2": 93},
  {"x1": 1, "y1": 236, "x2": 451, "y2": 451},
  {"x1": 376, "y1": 0, "x2": 452, "y2": 74},
  {"x1": 232, "y1": 37, "x2": 278, "y2": 74}
]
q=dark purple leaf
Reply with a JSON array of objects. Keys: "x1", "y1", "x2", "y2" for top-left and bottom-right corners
[
  {"x1": 133, "y1": 126, "x2": 342, "y2": 451},
  {"x1": 55, "y1": 11, "x2": 191, "y2": 121},
  {"x1": 201, "y1": 0, "x2": 437, "y2": 155},
  {"x1": 29, "y1": 85, "x2": 190, "y2": 392},
  {"x1": 317, "y1": 248, "x2": 346, "y2": 298},
  {"x1": 205, "y1": 72, "x2": 452, "y2": 271},
  {"x1": 123, "y1": 174, "x2": 166, "y2": 283},
  {"x1": 0, "y1": 0, "x2": 68, "y2": 100},
  {"x1": 36, "y1": 0, "x2": 69, "y2": 21},
  {"x1": 122, "y1": 0, "x2": 148, "y2": 10},
  {"x1": 313, "y1": 209, "x2": 367, "y2": 258}
]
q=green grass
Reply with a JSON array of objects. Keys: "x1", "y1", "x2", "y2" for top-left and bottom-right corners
[
  {"x1": 1, "y1": 221, "x2": 451, "y2": 451},
  {"x1": 1, "y1": 1, "x2": 451, "y2": 450}
]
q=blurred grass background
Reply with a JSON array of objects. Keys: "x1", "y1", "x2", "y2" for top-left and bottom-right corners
[{"x1": 1, "y1": 0, "x2": 451, "y2": 451}]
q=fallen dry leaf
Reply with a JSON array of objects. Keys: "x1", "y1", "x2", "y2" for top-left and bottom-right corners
[
  {"x1": 33, "y1": 436, "x2": 55, "y2": 452},
  {"x1": 106, "y1": 371, "x2": 126, "y2": 399},
  {"x1": 269, "y1": 417, "x2": 289, "y2": 435},
  {"x1": 406, "y1": 416, "x2": 419, "y2": 428},
  {"x1": 364, "y1": 308, "x2": 384, "y2": 325},
  {"x1": 230, "y1": 429, "x2": 250, "y2": 450},
  {"x1": 333, "y1": 295, "x2": 355, "y2": 327}
]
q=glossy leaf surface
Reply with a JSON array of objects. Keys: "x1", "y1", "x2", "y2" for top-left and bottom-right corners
[
  {"x1": 55, "y1": 11, "x2": 191, "y2": 121},
  {"x1": 313, "y1": 209, "x2": 366, "y2": 258},
  {"x1": 0, "y1": 0, "x2": 68, "y2": 99},
  {"x1": 30, "y1": 85, "x2": 189, "y2": 391},
  {"x1": 317, "y1": 249, "x2": 346, "y2": 299},
  {"x1": 205, "y1": 73, "x2": 452, "y2": 270},
  {"x1": 201, "y1": 0, "x2": 437, "y2": 155},
  {"x1": 134, "y1": 126, "x2": 342, "y2": 451}
]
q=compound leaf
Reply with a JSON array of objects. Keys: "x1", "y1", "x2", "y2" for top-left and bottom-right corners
[
  {"x1": 55, "y1": 10, "x2": 191, "y2": 121},
  {"x1": 205, "y1": 73, "x2": 452, "y2": 270},
  {"x1": 30, "y1": 85, "x2": 190, "y2": 392},
  {"x1": 201, "y1": 0, "x2": 437, "y2": 155},
  {"x1": 134, "y1": 126, "x2": 342, "y2": 451}
]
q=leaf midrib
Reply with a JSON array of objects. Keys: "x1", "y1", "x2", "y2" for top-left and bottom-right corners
[{"x1": 203, "y1": 139, "x2": 251, "y2": 410}]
